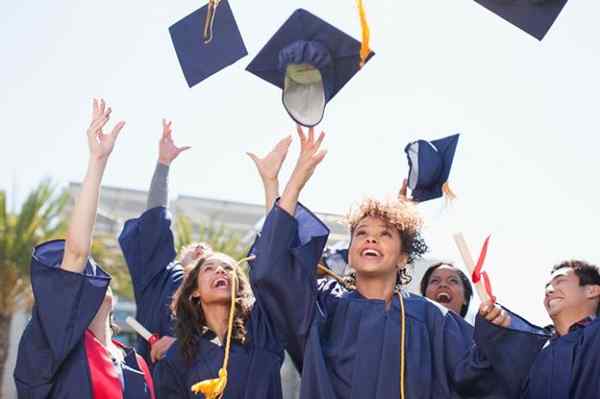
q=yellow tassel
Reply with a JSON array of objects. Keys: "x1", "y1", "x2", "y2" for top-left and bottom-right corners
[
  {"x1": 398, "y1": 292, "x2": 406, "y2": 399},
  {"x1": 442, "y1": 182, "x2": 457, "y2": 201},
  {"x1": 356, "y1": 0, "x2": 371, "y2": 68},
  {"x1": 191, "y1": 368, "x2": 228, "y2": 399},
  {"x1": 203, "y1": 0, "x2": 221, "y2": 44}
]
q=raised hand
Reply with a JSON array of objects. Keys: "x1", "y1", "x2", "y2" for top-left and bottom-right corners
[
  {"x1": 398, "y1": 179, "x2": 417, "y2": 202},
  {"x1": 247, "y1": 135, "x2": 292, "y2": 183},
  {"x1": 279, "y1": 125, "x2": 326, "y2": 216},
  {"x1": 158, "y1": 119, "x2": 191, "y2": 166},
  {"x1": 479, "y1": 301, "x2": 512, "y2": 328},
  {"x1": 288, "y1": 125, "x2": 327, "y2": 192},
  {"x1": 87, "y1": 98, "x2": 125, "y2": 161}
]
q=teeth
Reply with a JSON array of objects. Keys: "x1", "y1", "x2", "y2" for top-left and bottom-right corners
[
  {"x1": 361, "y1": 249, "x2": 381, "y2": 257},
  {"x1": 213, "y1": 278, "x2": 229, "y2": 288}
]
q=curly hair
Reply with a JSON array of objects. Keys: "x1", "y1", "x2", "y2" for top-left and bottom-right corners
[
  {"x1": 171, "y1": 253, "x2": 254, "y2": 364},
  {"x1": 345, "y1": 197, "x2": 428, "y2": 269}
]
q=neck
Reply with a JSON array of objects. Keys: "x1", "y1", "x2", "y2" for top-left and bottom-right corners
[
  {"x1": 355, "y1": 273, "x2": 396, "y2": 306},
  {"x1": 202, "y1": 301, "x2": 230, "y2": 342},
  {"x1": 552, "y1": 307, "x2": 596, "y2": 336},
  {"x1": 88, "y1": 305, "x2": 112, "y2": 346}
]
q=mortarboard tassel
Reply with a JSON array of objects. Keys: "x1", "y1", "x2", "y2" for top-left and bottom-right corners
[
  {"x1": 203, "y1": 0, "x2": 221, "y2": 44},
  {"x1": 190, "y1": 255, "x2": 256, "y2": 398},
  {"x1": 442, "y1": 182, "x2": 457, "y2": 201},
  {"x1": 397, "y1": 291, "x2": 406, "y2": 399},
  {"x1": 356, "y1": 0, "x2": 371, "y2": 68}
]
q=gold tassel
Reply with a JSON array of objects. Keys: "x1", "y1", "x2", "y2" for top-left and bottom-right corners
[
  {"x1": 356, "y1": 0, "x2": 371, "y2": 68},
  {"x1": 442, "y1": 181, "x2": 457, "y2": 202},
  {"x1": 203, "y1": 0, "x2": 221, "y2": 44},
  {"x1": 398, "y1": 291, "x2": 406, "y2": 399},
  {"x1": 191, "y1": 255, "x2": 255, "y2": 397}
]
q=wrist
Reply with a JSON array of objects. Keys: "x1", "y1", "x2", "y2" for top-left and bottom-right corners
[{"x1": 158, "y1": 157, "x2": 172, "y2": 166}]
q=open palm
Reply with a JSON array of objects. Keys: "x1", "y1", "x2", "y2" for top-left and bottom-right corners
[
  {"x1": 87, "y1": 98, "x2": 125, "y2": 160},
  {"x1": 247, "y1": 136, "x2": 292, "y2": 182},
  {"x1": 159, "y1": 119, "x2": 191, "y2": 165}
]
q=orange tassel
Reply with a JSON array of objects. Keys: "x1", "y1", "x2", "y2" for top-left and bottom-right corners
[
  {"x1": 442, "y1": 182, "x2": 457, "y2": 201},
  {"x1": 356, "y1": 0, "x2": 370, "y2": 68}
]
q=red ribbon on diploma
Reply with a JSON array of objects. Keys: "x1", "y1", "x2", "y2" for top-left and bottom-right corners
[{"x1": 471, "y1": 235, "x2": 496, "y2": 303}]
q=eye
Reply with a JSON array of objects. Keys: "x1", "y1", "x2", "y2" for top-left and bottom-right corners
[
  {"x1": 355, "y1": 230, "x2": 366, "y2": 237},
  {"x1": 203, "y1": 265, "x2": 214, "y2": 272},
  {"x1": 224, "y1": 265, "x2": 234, "y2": 272},
  {"x1": 449, "y1": 278, "x2": 460, "y2": 285},
  {"x1": 381, "y1": 230, "x2": 392, "y2": 237},
  {"x1": 430, "y1": 278, "x2": 440, "y2": 285}
]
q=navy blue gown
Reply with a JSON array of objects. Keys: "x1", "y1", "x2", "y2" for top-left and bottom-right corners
[
  {"x1": 14, "y1": 240, "x2": 155, "y2": 399},
  {"x1": 118, "y1": 206, "x2": 182, "y2": 366},
  {"x1": 153, "y1": 304, "x2": 285, "y2": 399},
  {"x1": 250, "y1": 203, "x2": 546, "y2": 399},
  {"x1": 476, "y1": 312, "x2": 600, "y2": 399}
]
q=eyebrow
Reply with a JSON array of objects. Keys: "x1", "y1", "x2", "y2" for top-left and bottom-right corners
[{"x1": 355, "y1": 223, "x2": 390, "y2": 231}]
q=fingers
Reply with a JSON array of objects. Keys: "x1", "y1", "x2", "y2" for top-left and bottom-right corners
[
  {"x1": 313, "y1": 148, "x2": 327, "y2": 165},
  {"x1": 176, "y1": 146, "x2": 191, "y2": 155},
  {"x1": 246, "y1": 152, "x2": 259, "y2": 164},
  {"x1": 479, "y1": 302, "x2": 511, "y2": 327},
  {"x1": 109, "y1": 121, "x2": 126, "y2": 138},
  {"x1": 275, "y1": 135, "x2": 293, "y2": 152},
  {"x1": 399, "y1": 179, "x2": 408, "y2": 200},
  {"x1": 308, "y1": 126, "x2": 315, "y2": 143},
  {"x1": 296, "y1": 124, "x2": 306, "y2": 145},
  {"x1": 314, "y1": 130, "x2": 325, "y2": 149}
]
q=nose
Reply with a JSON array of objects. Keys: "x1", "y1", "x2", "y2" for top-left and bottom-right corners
[
  {"x1": 545, "y1": 284, "x2": 554, "y2": 296},
  {"x1": 215, "y1": 264, "x2": 227, "y2": 274},
  {"x1": 366, "y1": 236, "x2": 377, "y2": 244}
]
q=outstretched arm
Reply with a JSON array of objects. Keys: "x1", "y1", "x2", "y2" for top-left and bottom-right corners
[
  {"x1": 147, "y1": 119, "x2": 190, "y2": 210},
  {"x1": 61, "y1": 98, "x2": 125, "y2": 273},
  {"x1": 247, "y1": 135, "x2": 292, "y2": 212}
]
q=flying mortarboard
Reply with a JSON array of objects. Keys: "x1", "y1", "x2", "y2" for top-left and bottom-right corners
[
  {"x1": 404, "y1": 134, "x2": 460, "y2": 203},
  {"x1": 169, "y1": 0, "x2": 248, "y2": 88},
  {"x1": 246, "y1": 8, "x2": 375, "y2": 127},
  {"x1": 474, "y1": 0, "x2": 569, "y2": 40}
]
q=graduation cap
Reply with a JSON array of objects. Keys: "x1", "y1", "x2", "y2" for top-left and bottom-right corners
[
  {"x1": 246, "y1": 9, "x2": 375, "y2": 127},
  {"x1": 474, "y1": 0, "x2": 569, "y2": 40},
  {"x1": 169, "y1": 0, "x2": 248, "y2": 88},
  {"x1": 404, "y1": 134, "x2": 459, "y2": 202}
]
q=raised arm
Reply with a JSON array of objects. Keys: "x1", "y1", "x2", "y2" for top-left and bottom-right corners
[
  {"x1": 279, "y1": 126, "x2": 326, "y2": 215},
  {"x1": 247, "y1": 135, "x2": 292, "y2": 211},
  {"x1": 147, "y1": 119, "x2": 190, "y2": 210},
  {"x1": 61, "y1": 98, "x2": 125, "y2": 273}
]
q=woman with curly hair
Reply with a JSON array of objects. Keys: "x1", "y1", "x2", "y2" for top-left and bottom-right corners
[
  {"x1": 152, "y1": 144, "x2": 291, "y2": 399},
  {"x1": 250, "y1": 126, "x2": 547, "y2": 399}
]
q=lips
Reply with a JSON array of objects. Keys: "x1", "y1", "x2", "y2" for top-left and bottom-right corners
[{"x1": 212, "y1": 277, "x2": 230, "y2": 289}]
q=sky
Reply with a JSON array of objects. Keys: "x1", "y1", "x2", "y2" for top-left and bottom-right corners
[{"x1": 1, "y1": 0, "x2": 599, "y2": 325}]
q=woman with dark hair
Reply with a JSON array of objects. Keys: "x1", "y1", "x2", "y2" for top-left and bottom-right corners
[
  {"x1": 152, "y1": 142, "x2": 290, "y2": 399},
  {"x1": 420, "y1": 262, "x2": 473, "y2": 318},
  {"x1": 250, "y1": 126, "x2": 547, "y2": 399},
  {"x1": 14, "y1": 99, "x2": 155, "y2": 398}
]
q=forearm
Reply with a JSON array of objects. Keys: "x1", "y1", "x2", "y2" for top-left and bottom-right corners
[
  {"x1": 279, "y1": 172, "x2": 304, "y2": 216},
  {"x1": 263, "y1": 178, "x2": 279, "y2": 212},
  {"x1": 61, "y1": 157, "x2": 107, "y2": 273},
  {"x1": 147, "y1": 162, "x2": 170, "y2": 209}
]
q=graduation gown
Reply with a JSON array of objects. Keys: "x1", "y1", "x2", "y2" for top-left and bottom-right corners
[
  {"x1": 477, "y1": 313, "x2": 600, "y2": 399},
  {"x1": 14, "y1": 240, "x2": 155, "y2": 399},
  {"x1": 153, "y1": 292, "x2": 285, "y2": 398},
  {"x1": 250, "y1": 203, "x2": 545, "y2": 399},
  {"x1": 118, "y1": 206, "x2": 182, "y2": 365}
]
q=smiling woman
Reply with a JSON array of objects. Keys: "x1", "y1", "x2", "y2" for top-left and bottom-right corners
[{"x1": 420, "y1": 263, "x2": 473, "y2": 318}]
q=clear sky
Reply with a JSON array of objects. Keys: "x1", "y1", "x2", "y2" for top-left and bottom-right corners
[{"x1": 1, "y1": 0, "x2": 599, "y2": 325}]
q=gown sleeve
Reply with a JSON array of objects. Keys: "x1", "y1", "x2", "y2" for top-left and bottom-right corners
[
  {"x1": 249, "y1": 202, "x2": 329, "y2": 370},
  {"x1": 14, "y1": 239, "x2": 111, "y2": 398},
  {"x1": 118, "y1": 206, "x2": 177, "y2": 300},
  {"x1": 152, "y1": 357, "x2": 189, "y2": 399}
]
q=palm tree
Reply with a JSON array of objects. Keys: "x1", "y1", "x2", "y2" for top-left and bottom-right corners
[{"x1": 0, "y1": 179, "x2": 69, "y2": 393}]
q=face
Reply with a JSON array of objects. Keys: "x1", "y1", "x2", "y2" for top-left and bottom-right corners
[
  {"x1": 544, "y1": 268, "x2": 591, "y2": 318},
  {"x1": 349, "y1": 216, "x2": 407, "y2": 279},
  {"x1": 425, "y1": 265, "x2": 466, "y2": 315},
  {"x1": 191, "y1": 254, "x2": 236, "y2": 306}
]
